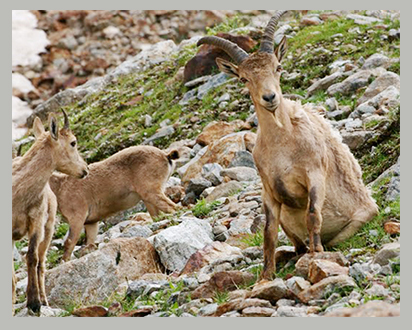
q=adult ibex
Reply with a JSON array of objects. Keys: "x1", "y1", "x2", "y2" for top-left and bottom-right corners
[
  {"x1": 198, "y1": 10, "x2": 378, "y2": 279},
  {"x1": 49, "y1": 146, "x2": 180, "y2": 262},
  {"x1": 12, "y1": 111, "x2": 88, "y2": 314}
]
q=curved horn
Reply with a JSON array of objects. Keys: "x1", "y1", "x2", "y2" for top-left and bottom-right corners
[
  {"x1": 197, "y1": 36, "x2": 249, "y2": 64},
  {"x1": 62, "y1": 109, "x2": 70, "y2": 129},
  {"x1": 259, "y1": 10, "x2": 288, "y2": 53}
]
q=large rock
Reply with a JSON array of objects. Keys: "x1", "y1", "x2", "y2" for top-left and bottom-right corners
[
  {"x1": 286, "y1": 276, "x2": 312, "y2": 297},
  {"x1": 202, "y1": 163, "x2": 223, "y2": 186},
  {"x1": 205, "y1": 181, "x2": 243, "y2": 202},
  {"x1": 273, "y1": 306, "x2": 308, "y2": 317},
  {"x1": 298, "y1": 275, "x2": 357, "y2": 304},
  {"x1": 325, "y1": 301, "x2": 400, "y2": 317},
  {"x1": 213, "y1": 298, "x2": 273, "y2": 317},
  {"x1": 308, "y1": 259, "x2": 349, "y2": 284},
  {"x1": 361, "y1": 53, "x2": 391, "y2": 70},
  {"x1": 196, "y1": 121, "x2": 240, "y2": 146},
  {"x1": 372, "y1": 242, "x2": 400, "y2": 266},
  {"x1": 346, "y1": 14, "x2": 383, "y2": 25},
  {"x1": 358, "y1": 85, "x2": 400, "y2": 110},
  {"x1": 181, "y1": 131, "x2": 256, "y2": 186},
  {"x1": 248, "y1": 279, "x2": 289, "y2": 303},
  {"x1": 191, "y1": 271, "x2": 255, "y2": 299},
  {"x1": 221, "y1": 167, "x2": 258, "y2": 182},
  {"x1": 242, "y1": 306, "x2": 277, "y2": 317},
  {"x1": 327, "y1": 70, "x2": 372, "y2": 96},
  {"x1": 358, "y1": 71, "x2": 400, "y2": 105},
  {"x1": 152, "y1": 218, "x2": 213, "y2": 272},
  {"x1": 45, "y1": 237, "x2": 163, "y2": 306},
  {"x1": 295, "y1": 252, "x2": 349, "y2": 279},
  {"x1": 180, "y1": 241, "x2": 243, "y2": 275},
  {"x1": 306, "y1": 72, "x2": 343, "y2": 97},
  {"x1": 341, "y1": 130, "x2": 377, "y2": 151}
]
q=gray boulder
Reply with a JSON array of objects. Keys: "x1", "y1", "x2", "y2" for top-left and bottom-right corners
[
  {"x1": 45, "y1": 237, "x2": 163, "y2": 306},
  {"x1": 327, "y1": 70, "x2": 372, "y2": 96},
  {"x1": 362, "y1": 53, "x2": 391, "y2": 70},
  {"x1": 358, "y1": 71, "x2": 400, "y2": 104},
  {"x1": 152, "y1": 218, "x2": 214, "y2": 272}
]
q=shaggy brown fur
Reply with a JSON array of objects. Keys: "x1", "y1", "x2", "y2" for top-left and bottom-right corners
[
  {"x1": 213, "y1": 37, "x2": 378, "y2": 280},
  {"x1": 49, "y1": 146, "x2": 179, "y2": 262},
  {"x1": 12, "y1": 115, "x2": 88, "y2": 314}
]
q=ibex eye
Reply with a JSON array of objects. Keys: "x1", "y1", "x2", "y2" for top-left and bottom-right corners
[
  {"x1": 277, "y1": 65, "x2": 282, "y2": 72},
  {"x1": 70, "y1": 141, "x2": 76, "y2": 147},
  {"x1": 240, "y1": 77, "x2": 248, "y2": 84}
]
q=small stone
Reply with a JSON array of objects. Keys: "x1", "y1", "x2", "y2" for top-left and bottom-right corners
[
  {"x1": 103, "y1": 26, "x2": 121, "y2": 39},
  {"x1": 274, "y1": 306, "x2": 308, "y2": 317},
  {"x1": 186, "y1": 178, "x2": 212, "y2": 197},
  {"x1": 72, "y1": 305, "x2": 109, "y2": 317},
  {"x1": 286, "y1": 276, "x2": 311, "y2": 296},
  {"x1": 298, "y1": 275, "x2": 357, "y2": 304},
  {"x1": 384, "y1": 221, "x2": 400, "y2": 235},
  {"x1": 221, "y1": 167, "x2": 258, "y2": 182},
  {"x1": 198, "y1": 303, "x2": 218, "y2": 316},
  {"x1": 191, "y1": 271, "x2": 255, "y2": 300},
  {"x1": 325, "y1": 301, "x2": 399, "y2": 317},
  {"x1": 362, "y1": 53, "x2": 391, "y2": 70},
  {"x1": 213, "y1": 225, "x2": 229, "y2": 242},
  {"x1": 202, "y1": 163, "x2": 223, "y2": 186},
  {"x1": 218, "y1": 93, "x2": 231, "y2": 103},
  {"x1": 242, "y1": 306, "x2": 276, "y2": 317},
  {"x1": 276, "y1": 299, "x2": 296, "y2": 307},
  {"x1": 228, "y1": 150, "x2": 256, "y2": 169},
  {"x1": 248, "y1": 278, "x2": 289, "y2": 303},
  {"x1": 325, "y1": 98, "x2": 338, "y2": 111},
  {"x1": 295, "y1": 252, "x2": 349, "y2": 279},
  {"x1": 214, "y1": 298, "x2": 273, "y2": 317},
  {"x1": 372, "y1": 242, "x2": 400, "y2": 266}
]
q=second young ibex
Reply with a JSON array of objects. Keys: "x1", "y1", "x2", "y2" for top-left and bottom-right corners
[
  {"x1": 198, "y1": 10, "x2": 378, "y2": 279},
  {"x1": 49, "y1": 146, "x2": 180, "y2": 262}
]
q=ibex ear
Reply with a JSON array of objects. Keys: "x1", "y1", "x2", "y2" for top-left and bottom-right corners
[
  {"x1": 48, "y1": 113, "x2": 59, "y2": 141},
  {"x1": 32, "y1": 117, "x2": 45, "y2": 138},
  {"x1": 274, "y1": 36, "x2": 288, "y2": 63},
  {"x1": 216, "y1": 57, "x2": 239, "y2": 78}
]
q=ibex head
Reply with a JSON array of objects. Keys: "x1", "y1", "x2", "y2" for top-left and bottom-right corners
[
  {"x1": 198, "y1": 11, "x2": 288, "y2": 115},
  {"x1": 32, "y1": 110, "x2": 89, "y2": 178}
]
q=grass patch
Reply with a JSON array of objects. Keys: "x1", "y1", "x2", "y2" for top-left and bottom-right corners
[
  {"x1": 192, "y1": 198, "x2": 222, "y2": 218},
  {"x1": 213, "y1": 291, "x2": 229, "y2": 305},
  {"x1": 241, "y1": 231, "x2": 263, "y2": 247},
  {"x1": 206, "y1": 14, "x2": 250, "y2": 35},
  {"x1": 54, "y1": 221, "x2": 69, "y2": 239}
]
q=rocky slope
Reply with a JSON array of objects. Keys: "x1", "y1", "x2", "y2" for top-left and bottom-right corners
[{"x1": 13, "y1": 10, "x2": 400, "y2": 317}]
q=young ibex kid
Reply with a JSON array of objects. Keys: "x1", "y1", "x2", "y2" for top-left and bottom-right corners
[
  {"x1": 12, "y1": 111, "x2": 88, "y2": 314},
  {"x1": 49, "y1": 146, "x2": 179, "y2": 262}
]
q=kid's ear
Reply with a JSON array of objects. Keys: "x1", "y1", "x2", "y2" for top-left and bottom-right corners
[
  {"x1": 216, "y1": 57, "x2": 239, "y2": 78},
  {"x1": 32, "y1": 117, "x2": 45, "y2": 138},
  {"x1": 48, "y1": 113, "x2": 59, "y2": 141},
  {"x1": 274, "y1": 36, "x2": 288, "y2": 63}
]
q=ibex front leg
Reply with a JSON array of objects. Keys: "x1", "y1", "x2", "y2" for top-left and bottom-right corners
[
  {"x1": 306, "y1": 172, "x2": 326, "y2": 253},
  {"x1": 260, "y1": 189, "x2": 281, "y2": 280}
]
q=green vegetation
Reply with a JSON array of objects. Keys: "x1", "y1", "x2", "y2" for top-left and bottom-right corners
[
  {"x1": 213, "y1": 291, "x2": 229, "y2": 304},
  {"x1": 241, "y1": 231, "x2": 263, "y2": 247},
  {"x1": 206, "y1": 14, "x2": 250, "y2": 35},
  {"x1": 54, "y1": 221, "x2": 69, "y2": 239},
  {"x1": 192, "y1": 198, "x2": 222, "y2": 218}
]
